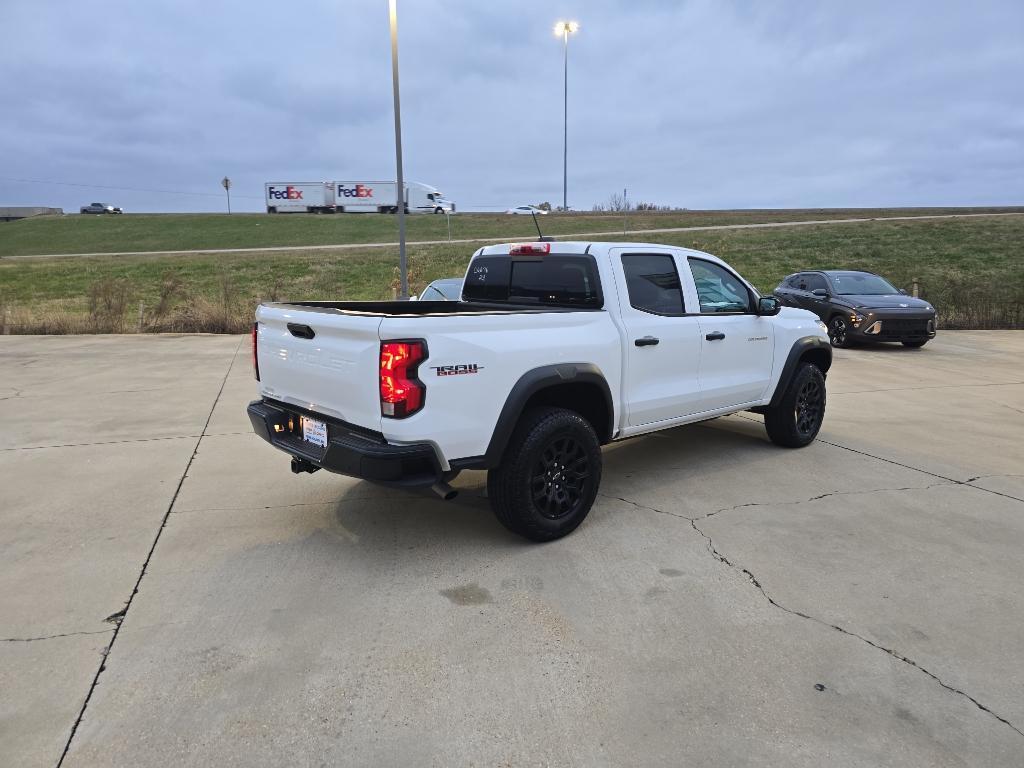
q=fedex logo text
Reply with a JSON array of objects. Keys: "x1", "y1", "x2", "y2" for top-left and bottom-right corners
[
  {"x1": 267, "y1": 186, "x2": 304, "y2": 200},
  {"x1": 338, "y1": 184, "x2": 374, "y2": 198}
]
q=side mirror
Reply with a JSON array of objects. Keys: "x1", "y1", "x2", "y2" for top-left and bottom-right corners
[
  {"x1": 811, "y1": 288, "x2": 828, "y2": 298},
  {"x1": 758, "y1": 296, "x2": 781, "y2": 316},
  {"x1": 898, "y1": 288, "x2": 907, "y2": 295}
]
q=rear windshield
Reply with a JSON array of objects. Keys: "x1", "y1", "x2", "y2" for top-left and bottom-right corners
[{"x1": 462, "y1": 254, "x2": 603, "y2": 308}]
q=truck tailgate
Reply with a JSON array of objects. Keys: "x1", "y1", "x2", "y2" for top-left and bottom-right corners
[{"x1": 255, "y1": 305, "x2": 383, "y2": 432}]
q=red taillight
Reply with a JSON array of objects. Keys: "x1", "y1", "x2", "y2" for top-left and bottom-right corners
[
  {"x1": 380, "y1": 340, "x2": 426, "y2": 418},
  {"x1": 252, "y1": 322, "x2": 260, "y2": 381},
  {"x1": 510, "y1": 242, "x2": 551, "y2": 256}
]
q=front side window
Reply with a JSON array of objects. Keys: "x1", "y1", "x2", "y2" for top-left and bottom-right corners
[
  {"x1": 689, "y1": 259, "x2": 753, "y2": 313},
  {"x1": 621, "y1": 254, "x2": 685, "y2": 315}
]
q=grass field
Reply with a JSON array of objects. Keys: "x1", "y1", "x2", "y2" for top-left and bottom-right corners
[
  {"x1": 1, "y1": 213, "x2": 1021, "y2": 333},
  {"x1": 1, "y1": 206, "x2": 1022, "y2": 257}
]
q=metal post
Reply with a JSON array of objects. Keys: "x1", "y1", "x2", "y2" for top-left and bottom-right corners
[
  {"x1": 137, "y1": 301, "x2": 145, "y2": 332},
  {"x1": 226, "y1": 187, "x2": 231, "y2": 215},
  {"x1": 562, "y1": 29, "x2": 568, "y2": 212},
  {"x1": 446, "y1": 212, "x2": 452, "y2": 242},
  {"x1": 388, "y1": 0, "x2": 408, "y2": 299}
]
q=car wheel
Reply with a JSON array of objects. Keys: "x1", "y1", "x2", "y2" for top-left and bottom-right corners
[
  {"x1": 764, "y1": 363, "x2": 827, "y2": 448},
  {"x1": 902, "y1": 340, "x2": 928, "y2": 348},
  {"x1": 828, "y1": 316, "x2": 851, "y2": 348},
  {"x1": 487, "y1": 407, "x2": 602, "y2": 542}
]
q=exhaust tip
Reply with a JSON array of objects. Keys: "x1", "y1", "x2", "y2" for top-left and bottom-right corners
[{"x1": 431, "y1": 481, "x2": 458, "y2": 501}]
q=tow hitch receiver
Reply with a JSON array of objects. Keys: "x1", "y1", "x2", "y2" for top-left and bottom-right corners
[{"x1": 290, "y1": 457, "x2": 320, "y2": 474}]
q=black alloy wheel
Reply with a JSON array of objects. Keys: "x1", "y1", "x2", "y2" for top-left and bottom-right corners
[
  {"x1": 530, "y1": 436, "x2": 590, "y2": 520},
  {"x1": 829, "y1": 317, "x2": 849, "y2": 348},
  {"x1": 794, "y1": 376, "x2": 825, "y2": 438}
]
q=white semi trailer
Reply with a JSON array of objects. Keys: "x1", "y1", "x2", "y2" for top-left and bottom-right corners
[
  {"x1": 264, "y1": 180, "x2": 455, "y2": 214},
  {"x1": 334, "y1": 181, "x2": 455, "y2": 214},
  {"x1": 264, "y1": 182, "x2": 336, "y2": 214}
]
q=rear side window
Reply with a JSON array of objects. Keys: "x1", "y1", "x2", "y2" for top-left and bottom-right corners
[
  {"x1": 463, "y1": 254, "x2": 602, "y2": 308},
  {"x1": 621, "y1": 253, "x2": 685, "y2": 315}
]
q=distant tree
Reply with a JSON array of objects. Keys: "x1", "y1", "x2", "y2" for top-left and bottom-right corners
[{"x1": 535, "y1": 202, "x2": 552, "y2": 211}]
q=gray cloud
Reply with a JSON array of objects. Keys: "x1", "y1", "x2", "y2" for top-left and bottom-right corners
[{"x1": 1, "y1": 0, "x2": 1021, "y2": 212}]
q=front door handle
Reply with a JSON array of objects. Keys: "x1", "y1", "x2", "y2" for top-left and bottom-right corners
[
  {"x1": 634, "y1": 336, "x2": 660, "y2": 347},
  {"x1": 705, "y1": 331, "x2": 726, "y2": 341}
]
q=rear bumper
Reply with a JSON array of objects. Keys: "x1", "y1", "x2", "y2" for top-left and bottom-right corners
[{"x1": 247, "y1": 399, "x2": 443, "y2": 488}]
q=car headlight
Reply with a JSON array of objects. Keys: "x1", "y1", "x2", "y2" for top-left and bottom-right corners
[
  {"x1": 850, "y1": 312, "x2": 864, "y2": 327},
  {"x1": 817, "y1": 320, "x2": 828, "y2": 333}
]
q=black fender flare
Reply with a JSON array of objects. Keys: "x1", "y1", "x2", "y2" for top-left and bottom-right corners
[
  {"x1": 479, "y1": 363, "x2": 614, "y2": 469},
  {"x1": 768, "y1": 336, "x2": 832, "y2": 408}
]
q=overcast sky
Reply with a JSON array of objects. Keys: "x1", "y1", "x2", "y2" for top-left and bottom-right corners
[{"x1": 2, "y1": 0, "x2": 1022, "y2": 213}]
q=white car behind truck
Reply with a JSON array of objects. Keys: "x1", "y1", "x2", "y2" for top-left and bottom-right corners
[
  {"x1": 264, "y1": 180, "x2": 454, "y2": 214},
  {"x1": 248, "y1": 241, "x2": 831, "y2": 541}
]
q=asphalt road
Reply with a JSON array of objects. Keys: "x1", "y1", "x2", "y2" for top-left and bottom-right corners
[
  {"x1": 1, "y1": 331, "x2": 1022, "y2": 766},
  {"x1": 3, "y1": 211, "x2": 1022, "y2": 260}
]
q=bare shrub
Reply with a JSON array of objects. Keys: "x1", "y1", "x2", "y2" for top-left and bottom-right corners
[{"x1": 87, "y1": 278, "x2": 133, "y2": 333}]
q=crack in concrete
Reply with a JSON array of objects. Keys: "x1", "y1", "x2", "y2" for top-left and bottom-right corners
[
  {"x1": 171, "y1": 497, "x2": 406, "y2": 514},
  {"x1": 687, "y1": 516, "x2": 1024, "y2": 740},
  {"x1": 691, "y1": 481, "x2": 958, "y2": 522},
  {"x1": 602, "y1": 481, "x2": 956, "y2": 525},
  {"x1": 0, "y1": 388, "x2": 24, "y2": 401},
  {"x1": 56, "y1": 339, "x2": 243, "y2": 767},
  {"x1": 2, "y1": 629, "x2": 113, "y2": 643},
  {"x1": 598, "y1": 490, "x2": 1024, "y2": 739},
  {"x1": 1, "y1": 434, "x2": 200, "y2": 452},
  {"x1": 829, "y1": 379, "x2": 1024, "y2": 396}
]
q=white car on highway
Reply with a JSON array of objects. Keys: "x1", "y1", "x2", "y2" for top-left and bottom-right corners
[
  {"x1": 248, "y1": 241, "x2": 831, "y2": 541},
  {"x1": 506, "y1": 205, "x2": 548, "y2": 215}
]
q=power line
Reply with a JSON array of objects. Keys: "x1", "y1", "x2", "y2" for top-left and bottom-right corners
[{"x1": 0, "y1": 177, "x2": 264, "y2": 199}]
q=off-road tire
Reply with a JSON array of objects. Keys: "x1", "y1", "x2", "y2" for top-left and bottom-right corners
[
  {"x1": 487, "y1": 407, "x2": 602, "y2": 542},
  {"x1": 764, "y1": 363, "x2": 827, "y2": 448}
]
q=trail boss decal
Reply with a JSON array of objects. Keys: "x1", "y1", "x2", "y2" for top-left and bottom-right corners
[{"x1": 431, "y1": 364, "x2": 483, "y2": 377}]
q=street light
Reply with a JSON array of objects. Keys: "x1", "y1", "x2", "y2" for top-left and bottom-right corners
[
  {"x1": 553, "y1": 20, "x2": 579, "y2": 212},
  {"x1": 388, "y1": 0, "x2": 408, "y2": 299}
]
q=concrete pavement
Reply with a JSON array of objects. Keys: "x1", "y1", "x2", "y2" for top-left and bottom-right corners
[{"x1": 1, "y1": 331, "x2": 1022, "y2": 766}]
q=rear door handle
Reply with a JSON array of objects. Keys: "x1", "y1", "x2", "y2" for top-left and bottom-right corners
[
  {"x1": 634, "y1": 336, "x2": 660, "y2": 347},
  {"x1": 287, "y1": 323, "x2": 316, "y2": 340},
  {"x1": 705, "y1": 331, "x2": 726, "y2": 341}
]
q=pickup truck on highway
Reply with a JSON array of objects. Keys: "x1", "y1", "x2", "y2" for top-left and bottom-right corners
[{"x1": 248, "y1": 241, "x2": 832, "y2": 540}]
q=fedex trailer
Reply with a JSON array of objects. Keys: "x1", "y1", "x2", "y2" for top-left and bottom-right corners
[
  {"x1": 334, "y1": 181, "x2": 455, "y2": 214},
  {"x1": 264, "y1": 182, "x2": 335, "y2": 214}
]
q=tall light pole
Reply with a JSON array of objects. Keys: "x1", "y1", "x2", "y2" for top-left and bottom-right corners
[
  {"x1": 221, "y1": 176, "x2": 232, "y2": 214},
  {"x1": 388, "y1": 0, "x2": 408, "y2": 299},
  {"x1": 553, "y1": 20, "x2": 579, "y2": 212}
]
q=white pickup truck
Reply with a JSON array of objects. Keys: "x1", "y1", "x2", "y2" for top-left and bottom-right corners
[{"x1": 248, "y1": 241, "x2": 832, "y2": 541}]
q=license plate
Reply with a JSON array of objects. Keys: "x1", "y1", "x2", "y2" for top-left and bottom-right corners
[{"x1": 301, "y1": 416, "x2": 327, "y2": 448}]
